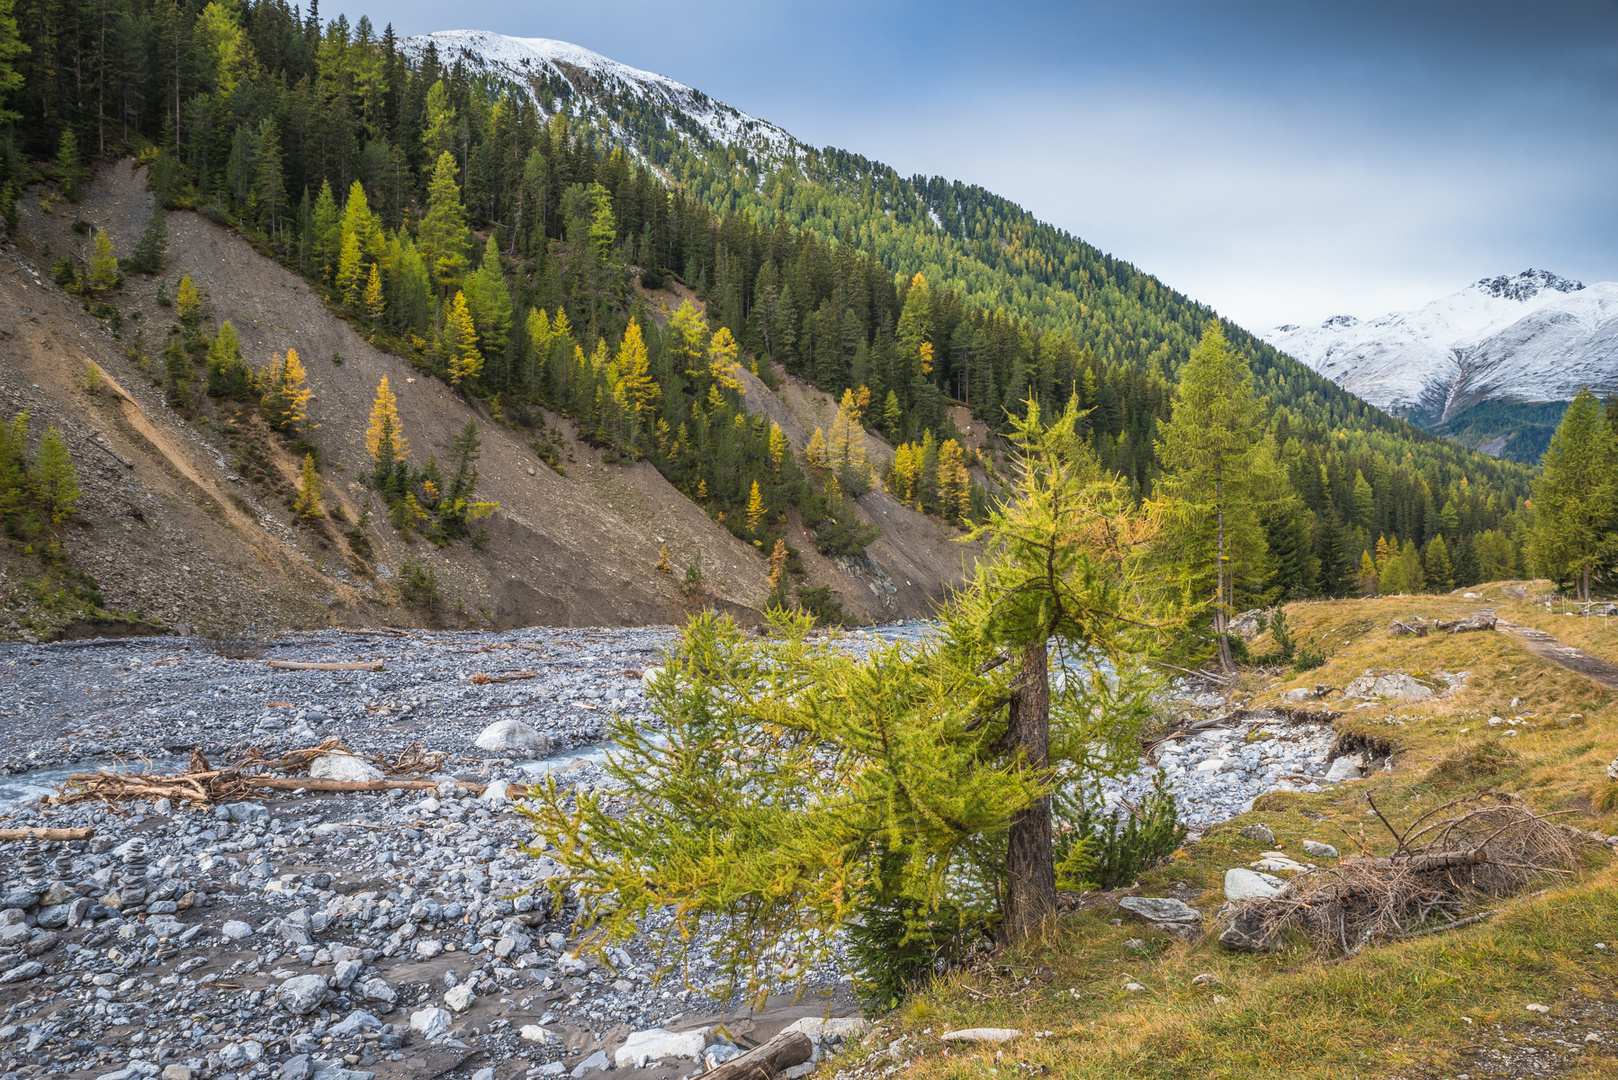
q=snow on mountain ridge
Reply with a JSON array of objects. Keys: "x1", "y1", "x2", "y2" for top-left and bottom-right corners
[
  {"x1": 1263, "y1": 270, "x2": 1618, "y2": 435},
  {"x1": 399, "y1": 30, "x2": 798, "y2": 162}
]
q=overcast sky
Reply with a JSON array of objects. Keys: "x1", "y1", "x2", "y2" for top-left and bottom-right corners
[{"x1": 372, "y1": 0, "x2": 1617, "y2": 330}]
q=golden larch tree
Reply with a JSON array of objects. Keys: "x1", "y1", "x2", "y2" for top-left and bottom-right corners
[
  {"x1": 444, "y1": 291, "x2": 483, "y2": 386},
  {"x1": 366, "y1": 376, "x2": 409, "y2": 464}
]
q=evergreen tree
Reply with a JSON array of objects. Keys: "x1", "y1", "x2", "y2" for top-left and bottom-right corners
[
  {"x1": 1529, "y1": 387, "x2": 1614, "y2": 600},
  {"x1": 418, "y1": 150, "x2": 470, "y2": 289},
  {"x1": 444, "y1": 290, "x2": 483, "y2": 386},
  {"x1": 1424, "y1": 534, "x2": 1455, "y2": 593},
  {"x1": 87, "y1": 230, "x2": 119, "y2": 293},
  {"x1": 259, "y1": 349, "x2": 311, "y2": 433},
  {"x1": 205, "y1": 321, "x2": 252, "y2": 399},
  {"x1": 126, "y1": 207, "x2": 168, "y2": 275},
  {"x1": 1153, "y1": 324, "x2": 1280, "y2": 670},
  {"x1": 293, "y1": 454, "x2": 323, "y2": 519},
  {"x1": 176, "y1": 275, "x2": 202, "y2": 325},
  {"x1": 55, "y1": 130, "x2": 81, "y2": 200},
  {"x1": 32, "y1": 425, "x2": 81, "y2": 524}
]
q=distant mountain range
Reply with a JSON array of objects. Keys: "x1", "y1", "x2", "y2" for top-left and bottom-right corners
[{"x1": 1264, "y1": 270, "x2": 1618, "y2": 462}]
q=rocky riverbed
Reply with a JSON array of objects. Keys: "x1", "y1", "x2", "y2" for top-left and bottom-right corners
[{"x1": 0, "y1": 625, "x2": 1354, "y2": 1080}]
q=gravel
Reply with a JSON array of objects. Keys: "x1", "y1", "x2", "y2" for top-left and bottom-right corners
[{"x1": 0, "y1": 623, "x2": 1341, "y2": 1080}]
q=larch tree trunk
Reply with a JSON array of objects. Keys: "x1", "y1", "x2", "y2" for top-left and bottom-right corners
[
  {"x1": 1215, "y1": 465, "x2": 1232, "y2": 671},
  {"x1": 1003, "y1": 638, "x2": 1054, "y2": 941}
]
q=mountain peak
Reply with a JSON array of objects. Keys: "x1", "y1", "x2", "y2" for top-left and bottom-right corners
[{"x1": 1471, "y1": 269, "x2": 1584, "y2": 302}]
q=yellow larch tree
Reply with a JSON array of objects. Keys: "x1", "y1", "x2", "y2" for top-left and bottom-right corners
[
  {"x1": 176, "y1": 275, "x2": 203, "y2": 324},
  {"x1": 444, "y1": 291, "x2": 483, "y2": 386},
  {"x1": 259, "y1": 348, "x2": 311, "y2": 433},
  {"x1": 616, "y1": 321, "x2": 660, "y2": 428},
  {"x1": 707, "y1": 327, "x2": 744, "y2": 391},
  {"x1": 293, "y1": 454, "x2": 323, "y2": 519},
  {"x1": 363, "y1": 264, "x2": 385, "y2": 325},
  {"x1": 937, "y1": 438, "x2": 971, "y2": 522},
  {"x1": 745, "y1": 480, "x2": 766, "y2": 535},
  {"x1": 767, "y1": 422, "x2": 788, "y2": 470},
  {"x1": 828, "y1": 388, "x2": 867, "y2": 480},
  {"x1": 366, "y1": 375, "x2": 409, "y2": 464},
  {"x1": 805, "y1": 427, "x2": 828, "y2": 471}
]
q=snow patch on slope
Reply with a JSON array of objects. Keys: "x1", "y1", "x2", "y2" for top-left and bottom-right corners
[
  {"x1": 399, "y1": 30, "x2": 797, "y2": 162},
  {"x1": 1264, "y1": 270, "x2": 1618, "y2": 421}
]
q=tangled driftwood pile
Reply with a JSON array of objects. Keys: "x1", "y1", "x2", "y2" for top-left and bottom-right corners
[
  {"x1": 47, "y1": 738, "x2": 485, "y2": 808},
  {"x1": 1221, "y1": 793, "x2": 1597, "y2": 955},
  {"x1": 1388, "y1": 615, "x2": 1497, "y2": 637}
]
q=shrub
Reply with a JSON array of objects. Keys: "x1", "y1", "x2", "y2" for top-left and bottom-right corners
[
  {"x1": 1055, "y1": 770, "x2": 1187, "y2": 891},
  {"x1": 845, "y1": 891, "x2": 974, "y2": 1013},
  {"x1": 398, "y1": 556, "x2": 442, "y2": 613},
  {"x1": 796, "y1": 584, "x2": 845, "y2": 627}
]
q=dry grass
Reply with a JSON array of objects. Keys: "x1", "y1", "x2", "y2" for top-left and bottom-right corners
[{"x1": 826, "y1": 582, "x2": 1618, "y2": 1080}]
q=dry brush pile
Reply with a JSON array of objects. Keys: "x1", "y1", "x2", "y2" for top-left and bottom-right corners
[{"x1": 1223, "y1": 793, "x2": 1604, "y2": 955}]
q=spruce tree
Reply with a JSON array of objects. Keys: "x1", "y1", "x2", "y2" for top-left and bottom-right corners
[
  {"x1": 32, "y1": 425, "x2": 81, "y2": 523},
  {"x1": 1529, "y1": 388, "x2": 1614, "y2": 600},
  {"x1": 87, "y1": 230, "x2": 120, "y2": 294},
  {"x1": 126, "y1": 207, "x2": 168, "y2": 275}
]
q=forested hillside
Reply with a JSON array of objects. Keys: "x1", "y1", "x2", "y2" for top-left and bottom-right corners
[{"x1": 0, "y1": 5, "x2": 1539, "y2": 607}]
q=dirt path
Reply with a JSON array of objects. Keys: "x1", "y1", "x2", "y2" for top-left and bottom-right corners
[{"x1": 1493, "y1": 614, "x2": 1618, "y2": 690}]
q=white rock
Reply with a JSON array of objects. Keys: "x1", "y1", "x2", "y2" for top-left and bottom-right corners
[
  {"x1": 308, "y1": 753, "x2": 384, "y2": 783},
  {"x1": 361, "y1": 977, "x2": 397, "y2": 1005},
  {"x1": 411, "y1": 1006, "x2": 453, "y2": 1039},
  {"x1": 1195, "y1": 758, "x2": 1225, "y2": 772},
  {"x1": 444, "y1": 983, "x2": 476, "y2": 1013},
  {"x1": 1252, "y1": 856, "x2": 1309, "y2": 874},
  {"x1": 332, "y1": 959, "x2": 364, "y2": 989},
  {"x1": 218, "y1": 1041, "x2": 263, "y2": 1067},
  {"x1": 1526, "y1": 1003, "x2": 1551, "y2": 1014},
  {"x1": 414, "y1": 938, "x2": 443, "y2": 959},
  {"x1": 480, "y1": 779, "x2": 510, "y2": 804},
  {"x1": 782, "y1": 1017, "x2": 870, "y2": 1040},
  {"x1": 614, "y1": 1027, "x2": 708, "y2": 1068},
  {"x1": 1344, "y1": 673, "x2": 1432, "y2": 701},
  {"x1": 1302, "y1": 840, "x2": 1338, "y2": 858},
  {"x1": 472, "y1": 1070, "x2": 495, "y2": 1080},
  {"x1": 1224, "y1": 867, "x2": 1284, "y2": 901},
  {"x1": 276, "y1": 974, "x2": 330, "y2": 1015},
  {"x1": 1607, "y1": 757, "x2": 1618, "y2": 782},
  {"x1": 1324, "y1": 755, "x2": 1366, "y2": 782},
  {"x1": 474, "y1": 719, "x2": 552, "y2": 756},
  {"x1": 520, "y1": 1024, "x2": 554, "y2": 1043},
  {"x1": 220, "y1": 920, "x2": 253, "y2": 940},
  {"x1": 940, "y1": 1028, "x2": 1023, "y2": 1043}
]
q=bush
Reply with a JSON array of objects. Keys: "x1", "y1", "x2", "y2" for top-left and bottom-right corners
[
  {"x1": 398, "y1": 556, "x2": 442, "y2": 614},
  {"x1": 845, "y1": 892, "x2": 973, "y2": 1012},
  {"x1": 814, "y1": 514, "x2": 880, "y2": 558},
  {"x1": 795, "y1": 584, "x2": 845, "y2": 627},
  {"x1": 1292, "y1": 645, "x2": 1326, "y2": 672},
  {"x1": 1055, "y1": 770, "x2": 1187, "y2": 891}
]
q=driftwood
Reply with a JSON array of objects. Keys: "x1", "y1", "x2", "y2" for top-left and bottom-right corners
[
  {"x1": 1223, "y1": 793, "x2": 1591, "y2": 956},
  {"x1": 267, "y1": 660, "x2": 384, "y2": 672},
  {"x1": 1388, "y1": 619, "x2": 1429, "y2": 637},
  {"x1": 0, "y1": 827, "x2": 93, "y2": 841},
  {"x1": 469, "y1": 670, "x2": 540, "y2": 685},
  {"x1": 702, "y1": 1031, "x2": 813, "y2": 1080},
  {"x1": 48, "y1": 738, "x2": 461, "y2": 807},
  {"x1": 1389, "y1": 615, "x2": 1496, "y2": 638}
]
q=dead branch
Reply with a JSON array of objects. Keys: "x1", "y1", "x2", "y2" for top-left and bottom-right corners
[
  {"x1": 266, "y1": 660, "x2": 383, "y2": 672},
  {"x1": 469, "y1": 670, "x2": 540, "y2": 684},
  {"x1": 0, "y1": 827, "x2": 93, "y2": 841}
]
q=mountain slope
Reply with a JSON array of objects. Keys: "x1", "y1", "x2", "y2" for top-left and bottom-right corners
[{"x1": 1264, "y1": 270, "x2": 1618, "y2": 461}]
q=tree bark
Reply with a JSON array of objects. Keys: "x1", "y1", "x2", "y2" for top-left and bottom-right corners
[
  {"x1": 1003, "y1": 638, "x2": 1054, "y2": 941},
  {"x1": 702, "y1": 1031, "x2": 814, "y2": 1080},
  {"x1": 1215, "y1": 465, "x2": 1232, "y2": 672}
]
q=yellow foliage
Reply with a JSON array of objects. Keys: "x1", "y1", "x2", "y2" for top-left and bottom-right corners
[
  {"x1": 445, "y1": 290, "x2": 483, "y2": 386},
  {"x1": 746, "y1": 480, "x2": 766, "y2": 534},
  {"x1": 805, "y1": 427, "x2": 828, "y2": 470},
  {"x1": 708, "y1": 326, "x2": 744, "y2": 391},
  {"x1": 365, "y1": 375, "x2": 409, "y2": 463},
  {"x1": 768, "y1": 422, "x2": 788, "y2": 470},
  {"x1": 260, "y1": 348, "x2": 311, "y2": 432},
  {"x1": 293, "y1": 454, "x2": 323, "y2": 519},
  {"x1": 176, "y1": 275, "x2": 202, "y2": 323}
]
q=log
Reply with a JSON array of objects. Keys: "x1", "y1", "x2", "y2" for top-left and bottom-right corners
[
  {"x1": 0, "y1": 827, "x2": 94, "y2": 841},
  {"x1": 702, "y1": 1031, "x2": 814, "y2": 1080},
  {"x1": 1435, "y1": 615, "x2": 1497, "y2": 634},
  {"x1": 242, "y1": 777, "x2": 485, "y2": 795},
  {"x1": 469, "y1": 670, "x2": 540, "y2": 684},
  {"x1": 267, "y1": 660, "x2": 383, "y2": 672}
]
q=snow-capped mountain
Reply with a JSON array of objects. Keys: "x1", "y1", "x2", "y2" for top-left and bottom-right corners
[
  {"x1": 1265, "y1": 270, "x2": 1618, "y2": 426},
  {"x1": 399, "y1": 30, "x2": 798, "y2": 163}
]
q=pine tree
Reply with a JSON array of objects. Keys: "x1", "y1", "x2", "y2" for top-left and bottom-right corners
[
  {"x1": 465, "y1": 236, "x2": 513, "y2": 358},
  {"x1": 311, "y1": 180, "x2": 339, "y2": 282},
  {"x1": 33, "y1": 425, "x2": 81, "y2": 523},
  {"x1": 87, "y1": 230, "x2": 119, "y2": 294},
  {"x1": 293, "y1": 454, "x2": 322, "y2": 519},
  {"x1": 259, "y1": 349, "x2": 311, "y2": 433},
  {"x1": 418, "y1": 150, "x2": 470, "y2": 289},
  {"x1": 1357, "y1": 550, "x2": 1379, "y2": 596},
  {"x1": 126, "y1": 207, "x2": 168, "y2": 275},
  {"x1": 882, "y1": 390, "x2": 903, "y2": 438},
  {"x1": 366, "y1": 375, "x2": 409, "y2": 466},
  {"x1": 829, "y1": 389, "x2": 868, "y2": 490},
  {"x1": 1152, "y1": 324, "x2": 1281, "y2": 670},
  {"x1": 55, "y1": 130, "x2": 81, "y2": 200},
  {"x1": 336, "y1": 230, "x2": 364, "y2": 310},
  {"x1": 1529, "y1": 387, "x2": 1615, "y2": 600},
  {"x1": 1424, "y1": 534, "x2": 1454, "y2": 593},
  {"x1": 444, "y1": 290, "x2": 483, "y2": 386}
]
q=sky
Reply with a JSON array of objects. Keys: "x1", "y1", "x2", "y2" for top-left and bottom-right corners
[{"x1": 373, "y1": 0, "x2": 1617, "y2": 330}]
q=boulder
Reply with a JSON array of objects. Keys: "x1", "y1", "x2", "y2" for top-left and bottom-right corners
[
  {"x1": 277, "y1": 974, "x2": 330, "y2": 1015},
  {"x1": 782, "y1": 1017, "x2": 870, "y2": 1040},
  {"x1": 1218, "y1": 911, "x2": 1281, "y2": 953},
  {"x1": 0, "y1": 961, "x2": 43, "y2": 983},
  {"x1": 1117, "y1": 897, "x2": 1201, "y2": 924},
  {"x1": 474, "y1": 719, "x2": 551, "y2": 757},
  {"x1": 220, "y1": 919, "x2": 253, "y2": 940},
  {"x1": 1302, "y1": 840, "x2": 1338, "y2": 858},
  {"x1": 328, "y1": 1010, "x2": 383, "y2": 1038},
  {"x1": 1608, "y1": 756, "x2": 1618, "y2": 782},
  {"x1": 1238, "y1": 823, "x2": 1275, "y2": 845},
  {"x1": 219, "y1": 1041, "x2": 264, "y2": 1068},
  {"x1": 479, "y1": 780, "x2": 510, "y2": 804},
  {"x1": 614, "y1": 1028, "x2": 708, "y2": 1068},
  {"x1": 308, "y1": 754, "x2": 384, "y2": 783},
  {"x1": 410, "y1": 1007, "x2": 452, "y2": 1040},
  {"x1": 570, "y1": 1049, "x2": 611, "y2": 1077},
  {"x1": 1324, "y1": 754, "x2": 1367, "y2": 782},
  {"x1": 1224, "y1": 868, "x2": 1284, "y2": 901},
  {"x1": 1344, "y1": 673, "x2": 1432, "y2": 701},
  {"x1": 444, "y1": 984, "x2": 475, "y2": 1013},
  {"x1": 362, "y1": 977, "x2": 397, "y2": 1005}
]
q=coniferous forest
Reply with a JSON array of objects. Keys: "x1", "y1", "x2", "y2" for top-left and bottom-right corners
[{"x1": 0, "y1": 0, "x2": 1546, "y2": 616}]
